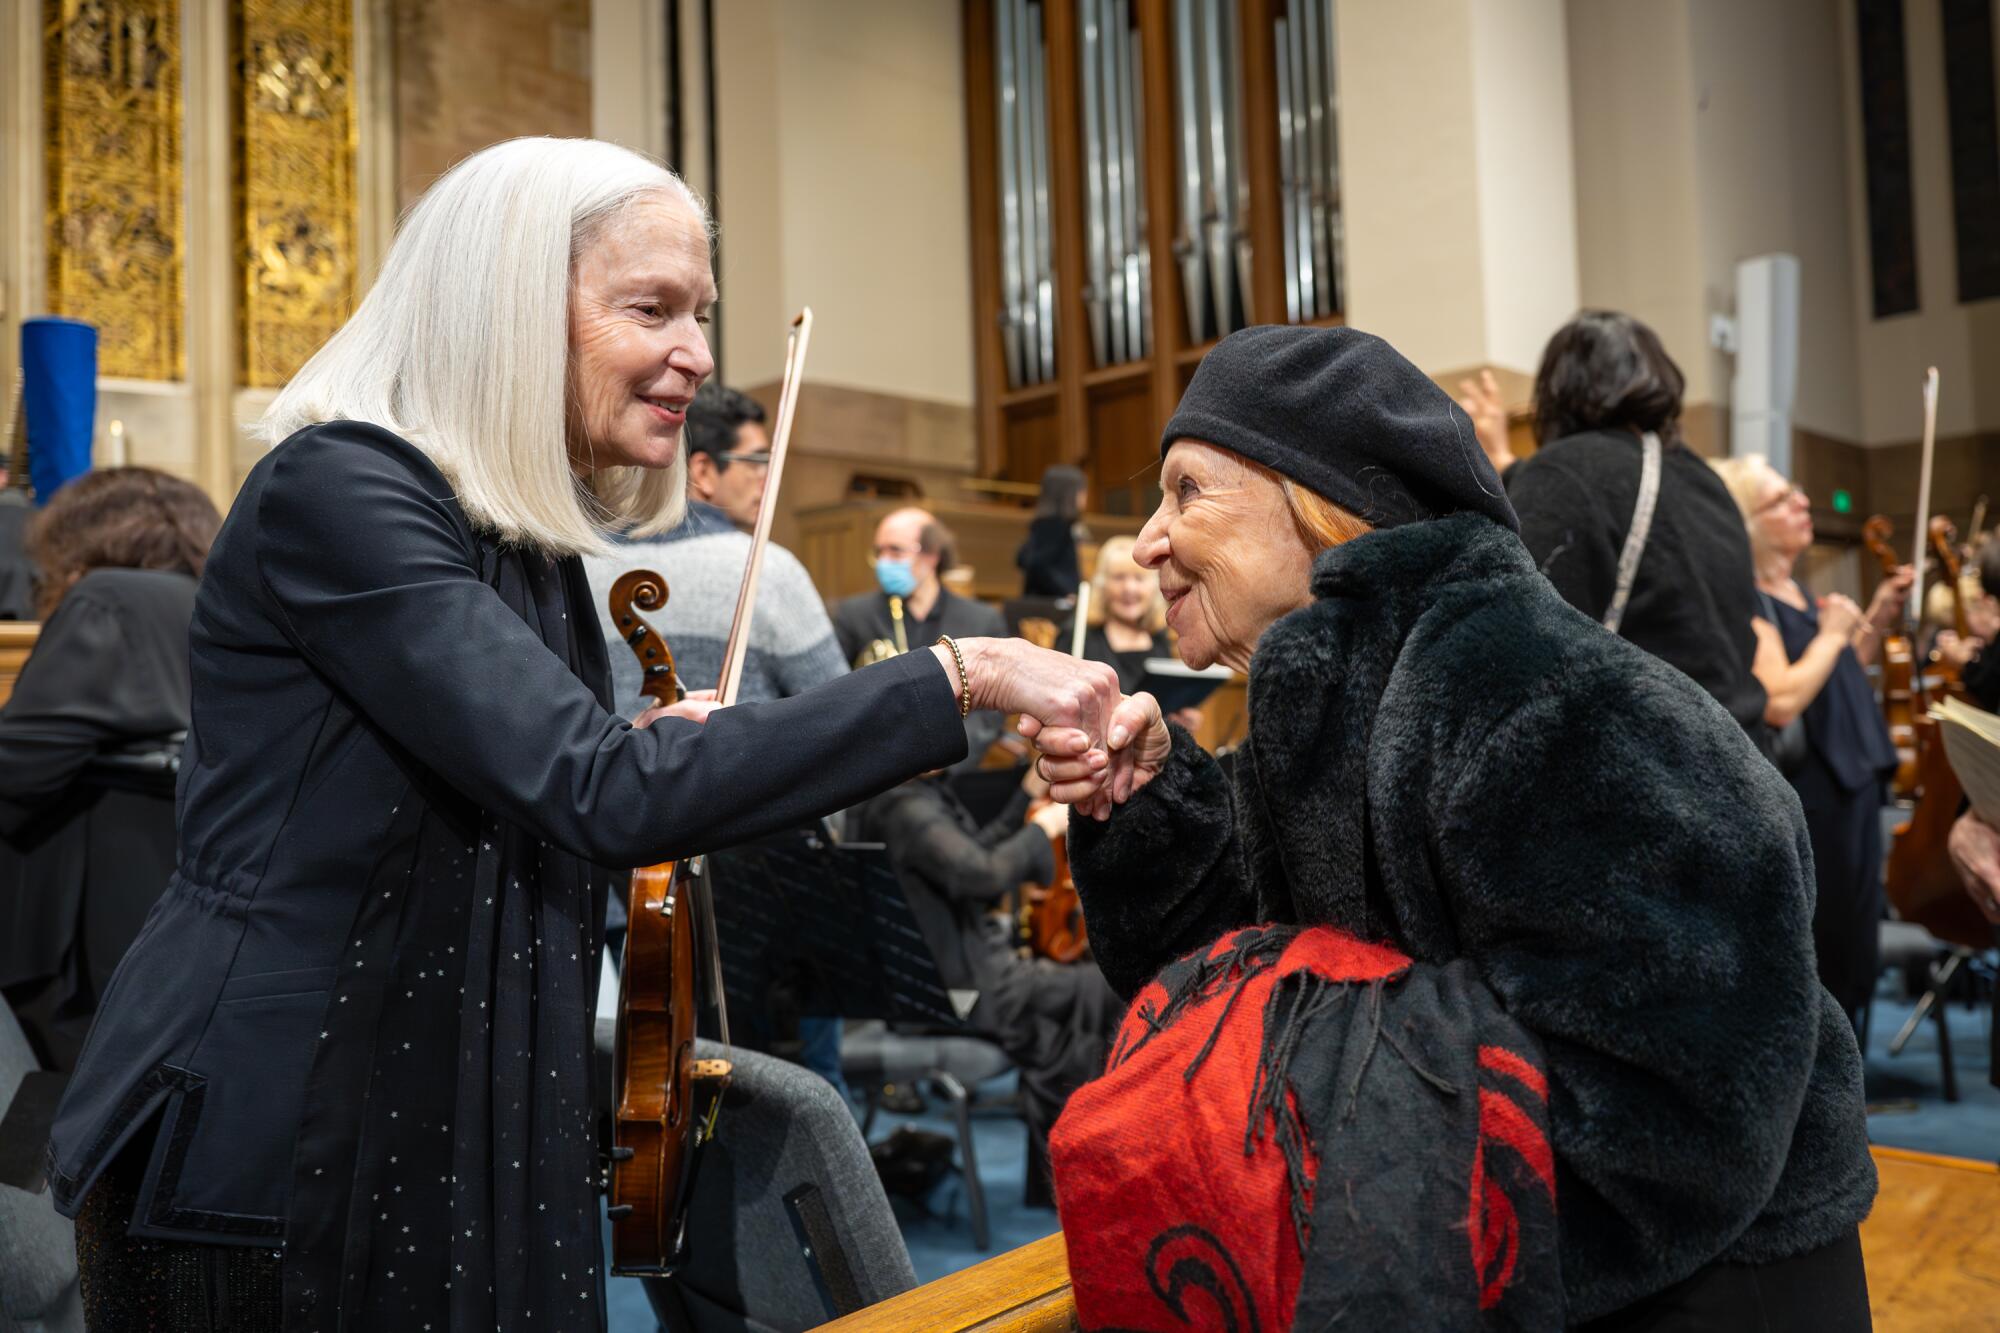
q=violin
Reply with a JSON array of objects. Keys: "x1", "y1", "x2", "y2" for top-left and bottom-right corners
[
  {"x1": 1022, "y1": 804, "x2": 1088, "y2": 962},
  {"x1": 605, "y1": 570, "x2": 724, "y2": 1273},
  {"x1": 1883, "y1": 369, "x2": 1993, "y2": 950},
  {"x1": 1863, "y1": 516, "x2": 1919, "y2": 799},
  {"x1": 608, "y1": 310, "x2": 815, "y2": 1275},
  {"x1": 1928, "y1": 515, "x2": 1970, "y2": 697}
]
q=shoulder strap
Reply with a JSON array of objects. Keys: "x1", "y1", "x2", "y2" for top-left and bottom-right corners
[{"x1": 1602, "y1": 431, "x2": 1663, "y2": 635}]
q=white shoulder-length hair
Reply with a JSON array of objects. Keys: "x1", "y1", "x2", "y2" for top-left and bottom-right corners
[{"x1": 258, "y1": 136, "x2": 707, "y2": 555}]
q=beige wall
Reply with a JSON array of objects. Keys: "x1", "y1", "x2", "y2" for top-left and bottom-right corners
[
  {"x1": 1337, "y1": 0, "x2": 1488, "y2": 372},
  {"x1": 710, "y1": 0, "x2": 976, "y2": 411},
  {"x1": 1468, "y1": 0, "x2": 1580, "y2": 374},
  {"x1": 1566, "y1": 0, "x2": 1712, "y2": 402},
  {"x1": 1686, "y1": 0, "x2": 1862, "y2": 444},
  {"x1": 1838, "y1": 0, "x2": 2000, "y2": 444},
  {"x1": 1338, "y1": 0, "x2": 1579, "y2": 378}
]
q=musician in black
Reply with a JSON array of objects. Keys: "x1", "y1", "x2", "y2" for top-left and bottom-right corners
[
  {"x1": 857, "y1": 764, "x2": 1121, "y2": 1207},
  {"x1": 1713, "y1": 454, "x2": 1908, "y2": 1022},
  {"x1": 832, "y1": 508, "x2": 1008, "y2": 766},
  {"x1": 1015, "y1": 463, "x2": 1086, "y2": 597},
  {"x1": 45, "y1": 138, "x2": 1127, "y2": 1333}
]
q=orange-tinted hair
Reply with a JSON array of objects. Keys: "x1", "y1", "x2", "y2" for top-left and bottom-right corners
[{"x1": 1237, "y1": 457, "x2": 1373, "y2": 551}]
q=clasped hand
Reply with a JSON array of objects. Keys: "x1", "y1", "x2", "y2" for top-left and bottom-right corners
[{"x1": 1023, "y1": 689, "x2": 1172, "y2": 821}]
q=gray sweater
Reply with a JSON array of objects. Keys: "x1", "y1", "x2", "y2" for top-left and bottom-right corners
[{"x1": 583, "y1": 507, "x2": 846, "y2": 715}]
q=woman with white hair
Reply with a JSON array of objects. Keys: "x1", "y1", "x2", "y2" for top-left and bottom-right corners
[
  {"x1": 45, "y1": 138, "x2": 1122, "y2": 1332},
  {"x1": 1711, "y1": 453, "x2": 1911, "y2": 1023}
]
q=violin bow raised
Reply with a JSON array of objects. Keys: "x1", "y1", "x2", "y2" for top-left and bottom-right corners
[
  {"x1": 687, "y1": 307, "x2": 814, "y2": 1054},
  {"x1": 1907, "y1": 367, "x2": 1940, "y2": 641}
]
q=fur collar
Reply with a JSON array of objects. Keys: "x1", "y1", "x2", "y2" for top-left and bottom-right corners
[{"x1": 1240, "y1": 515, "x2": 1533, "y2": 954}]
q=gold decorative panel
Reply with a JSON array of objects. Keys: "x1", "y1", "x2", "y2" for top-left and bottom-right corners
[
  {"x1": 43, "y1": 0, "x2": 186, "y2": 382},
  {"x1": 234, "y1": 0, "x2": 357, "y2": 388}
]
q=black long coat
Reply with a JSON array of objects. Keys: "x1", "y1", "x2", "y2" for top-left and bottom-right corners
[
  {"x1": 45, "y1": 423, "x2": 967, "y2": 1331},
  {"x1": 1069, "y1": 514, "x2": 1876, "y2": 1322}
]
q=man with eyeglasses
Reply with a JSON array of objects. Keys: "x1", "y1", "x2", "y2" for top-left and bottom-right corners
[{"x1": 683, "y1": 382, "x2": 774, "y2": 533}]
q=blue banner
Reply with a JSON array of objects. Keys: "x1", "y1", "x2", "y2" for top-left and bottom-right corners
[{"x1": 21, "y1": 317, "x2": 97, "y2": 505}]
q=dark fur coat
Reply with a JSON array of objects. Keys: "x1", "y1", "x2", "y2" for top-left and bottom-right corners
[{"x1": 1069, "y1": 514, "x2": 1876, "y2": 1322}]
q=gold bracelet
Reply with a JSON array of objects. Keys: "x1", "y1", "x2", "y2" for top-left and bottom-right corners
[{"x1": 937, "y1": 634, "x2": 971, "y2": 718}]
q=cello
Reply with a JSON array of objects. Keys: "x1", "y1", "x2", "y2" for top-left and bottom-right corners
[
  {"x1": 1883, "y1": 368, "x2": 1992, "y2": 950},
  {"x1": 608, "y1": 309, "x2": 815, "y2": 1274},
  {"x1": 1863, "y1": 515, "x2": 1919, "y2": 798}
]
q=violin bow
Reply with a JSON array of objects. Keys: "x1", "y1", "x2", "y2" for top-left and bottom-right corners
[
  {"x1": 686, "y1": 309, "x2": 813, "y2": 1061},
  {"x1": 715, "y1": 309, "x2": 814, "y2": 705},
  {"x1": 1908, "y1": 367, "x2": 1939, "y2": 640}
]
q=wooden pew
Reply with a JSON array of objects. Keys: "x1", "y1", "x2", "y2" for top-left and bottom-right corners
[
  {"x1": 0, "y1": 621, "x2": 37, "y2": 709},
  {"x1": 816, "y1": 1232, "x2": 1075, "y2": 1332},
  {"x1": 815, "y1": 1149, "x2": 1993, "y2": 1331},
  {"x1": 1860, "y1": 1146, "x2": 2000, "y2": 1331}
]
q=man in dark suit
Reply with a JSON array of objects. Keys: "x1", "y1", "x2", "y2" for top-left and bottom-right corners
[{"x1": 833, "y1": 507, "x2": 1008, "y2": 767}]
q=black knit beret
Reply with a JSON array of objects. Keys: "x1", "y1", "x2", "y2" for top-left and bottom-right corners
[{"x1": 1160, "y1": 324, "x2": 1520, "y2": 534}]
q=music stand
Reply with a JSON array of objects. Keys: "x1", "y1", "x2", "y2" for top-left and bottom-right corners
[{"x1": 707, "y1": 827, "x2": 961, "y2": 1030}]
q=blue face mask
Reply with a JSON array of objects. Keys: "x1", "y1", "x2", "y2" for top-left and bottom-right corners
[{"x1": 875, "y1": 557, "x2": 918, "y2": 599}]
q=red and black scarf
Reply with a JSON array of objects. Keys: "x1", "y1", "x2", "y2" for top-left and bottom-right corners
[{"x1": 1052, "y1": 924, "x2": 1562, "y2": 1330}]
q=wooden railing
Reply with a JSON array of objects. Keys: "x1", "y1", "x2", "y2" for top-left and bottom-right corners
[
  {"x1": 0, "y1": 621, "x2": 38, "y2": 709},
  {"x1": 815, "y1": 1233, "x2": 1075, "y2": 1332}
]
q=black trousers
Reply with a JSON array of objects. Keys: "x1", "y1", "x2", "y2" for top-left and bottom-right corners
[
  {"x1": 1792, "y1": 757, "x2": 1887, "y2": 1020},
  {"x1": 1578, "y1": 1229, "x2": 1871, "y2": 1331},
  {"x1": 969, "y1": 941, "x2": 1123, "y2": 1207},
  {"x1": 73, "y1": 1135, "x2": 284, "y2": 1333}
]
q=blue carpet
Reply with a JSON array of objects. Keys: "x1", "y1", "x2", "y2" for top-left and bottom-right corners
[
  {"x1": 1862, "y1": 967, "x2": 1998, "y2": 1163},
  {"x1": 607, "y1": 970, "x2": 1997, "y2": 1330}
]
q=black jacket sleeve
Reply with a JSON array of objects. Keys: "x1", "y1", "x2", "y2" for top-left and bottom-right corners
[
  {"x1": 253, "y1": 430, "x2": 967, "y2": 867},
  {"x1": 1067, "y1": 726, "x2": 1260, "y2": 998},
  {"x1": 0, "y1": 587, "x2": 190, "y2": 836},
  {"x1": 1505, "y1": 456, "x2": 1619, "y2": 622},
  {"x1": 882, "y1": 786, "x2": 1054, "y2": 904}
]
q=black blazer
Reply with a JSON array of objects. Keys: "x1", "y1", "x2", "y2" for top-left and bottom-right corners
[
  {"x1": 46, "y1": 423, "x2": 966, "y2": 1331},
  {"x1": 0, "y1": 568, "x2": 194, "y2": 1070}
]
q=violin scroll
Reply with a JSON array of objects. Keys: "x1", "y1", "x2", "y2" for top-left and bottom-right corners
[{"x1": 609, "y1": 570, "x2": 683, "y2": 706}]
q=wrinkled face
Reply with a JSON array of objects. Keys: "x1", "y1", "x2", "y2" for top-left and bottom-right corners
[
  {"x1": 1100, "y1": 547, "x2": 1157, "y2": 628},
  {"x1": 691, "y1": 419, "x2": 770, "y2": 529},
  {"x1": 568, "y1": 195, "x2": 717, "y2": 474},
  {"x1": 1133, "y1": 441, "x2": 1315, "y2": 671},
  {"x1": 1749, "y1": 464, "x2": 1812, "y2": 559},
  {"x1": 873, "y1": 510, "x2": 938, "y2": 586}
]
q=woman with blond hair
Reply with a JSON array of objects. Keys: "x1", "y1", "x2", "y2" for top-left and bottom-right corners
[
  {"x1": 1061, "y1": 533, "x2": 1207, "y2": 732},
  {"x1": 1711, "y1": 453, "x2": 1911, "y2": 1022},
  {"x1": 45, "y1": 137, "x2": 1124, "y2": 1332}
]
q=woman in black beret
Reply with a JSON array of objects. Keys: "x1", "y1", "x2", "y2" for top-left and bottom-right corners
[{"x1": 1034, "y1": 324, "x2": 1875, "y2": 1328}]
